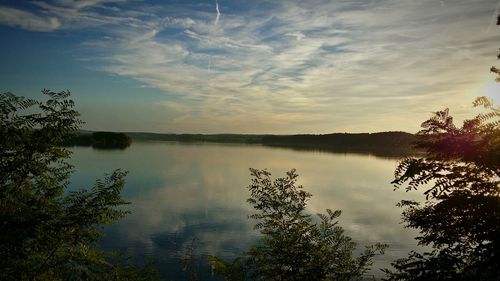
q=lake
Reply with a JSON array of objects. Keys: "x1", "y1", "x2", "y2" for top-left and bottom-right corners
[{"x1": 69, "y1": 141, "x2": 425, "y2": 280}]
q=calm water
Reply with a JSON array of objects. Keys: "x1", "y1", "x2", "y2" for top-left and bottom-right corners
[{"x1": 69, "y1": 141, "x2": 424, "y2": 280}]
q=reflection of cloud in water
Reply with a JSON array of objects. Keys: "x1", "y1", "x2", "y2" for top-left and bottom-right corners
[{"x1": 70, "y1": 142, "x2": 426, "y2": 278}]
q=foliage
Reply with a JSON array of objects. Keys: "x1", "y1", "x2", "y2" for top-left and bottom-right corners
[
  {"x1": 209, "y1": 169, "x2": 386, "y2": 281},
  {"x1": 0, "y1": 90, "x2": 158, "y2": 281},
  {"x1": 383, "y1": 98, "x2": 499, "y2": 281},
  {"x1": 126, "y1": 132, "x2": 416, "y2": 158},
  {"x1": 384, "y1": 18, "x2": 500, "y2": 281},
  {"x1": 174, "y1": 236, "x2": 202, "y2": 281},
  {"x1": 91, "y1": 131, "x2": 132, "y2": 149},
  {"x1": 66, "y1": 131, "x2": 132, "y2": 149},
  {"x1": 490, "y1": 15, "x2": 500, "y2": 82}
]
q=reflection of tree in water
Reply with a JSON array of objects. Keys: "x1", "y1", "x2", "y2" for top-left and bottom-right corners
[
  {"x1": 100, "y1": 207, "x2": 258, "y2": 280},
  {"x1": 385, "y1": 31, "x2": 500, "y2": 280}
]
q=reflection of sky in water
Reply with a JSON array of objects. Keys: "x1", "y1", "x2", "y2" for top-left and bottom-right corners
[{"x1": 69, "y1": 142, "x2": 425, "y2": 279}]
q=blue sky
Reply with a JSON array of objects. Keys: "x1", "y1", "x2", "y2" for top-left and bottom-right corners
[{"x1": 0, "y1": 0, "x2": 499, "y2": 133}]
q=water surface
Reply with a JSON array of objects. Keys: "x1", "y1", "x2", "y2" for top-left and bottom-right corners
[{"x1": 69, "y1": 141, "x2": 424, "y2": 279}]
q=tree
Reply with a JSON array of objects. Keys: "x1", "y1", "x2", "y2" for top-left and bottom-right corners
[
  {"x1": 65, "y1": 131, "x2": 132, "y2": 149},
  {"x1": 384, "y1": 25, "x2": 500, "y2": 280},
  {"x1": 384, "y1": 99, "x2": 499, "y2": 281},
  {"x1": 0, "y1": 90, "x2": 158, "y2": 280},
  {"x1": 210, "y1": 168, "x2": 386, "y2": 281}
]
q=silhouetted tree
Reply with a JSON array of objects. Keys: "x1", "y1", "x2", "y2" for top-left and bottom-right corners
[
  {"x1": 65, "y1": 132, "x2": 132, "y2": 149},
  {"x1": 384, "y1": 98, "x2": 499, "y2": 281},
  {"x1": 210, "y1": 169, "x2": 386, "y2": 281},
  {"x1": 92, "y1": 132, "x2": 131, "y2": 149},
  {"x1": 384, "y1": 21, "x2": 500, "y2": 279},
  {"x1": 0, "y1": 90, "x2": 158, "y2": 281}
]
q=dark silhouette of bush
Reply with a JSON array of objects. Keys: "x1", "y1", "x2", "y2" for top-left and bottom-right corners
[
  {"x1": 0, "y1": 90, "x2": 158, "y2": 281},
  {"x1": 384, "y1": 26, "x2": 500, "y2": 280},
  {"x1": 209, "y1": 169, "x2": 387, "y2": 281}
]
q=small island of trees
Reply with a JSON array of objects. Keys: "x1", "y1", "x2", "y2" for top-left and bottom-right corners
[{"x1": 66, "y1": 131, "x2": 132, "y2": 149}]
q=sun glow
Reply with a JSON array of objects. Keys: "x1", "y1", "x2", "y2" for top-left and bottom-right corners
[{"x1": 482, "y1": 81, "x2": 500, "y2": 103}]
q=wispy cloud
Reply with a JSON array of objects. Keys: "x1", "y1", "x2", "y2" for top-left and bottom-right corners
[
  {"x1": 215, "y1": 0, "x2": 221, "y2": 25},
  {"x1": 0, "y1": 6, "x2": 60, "y2": 32},
  {"x1": 1, "y1": 0, "x2": 498, "y2": 133}
]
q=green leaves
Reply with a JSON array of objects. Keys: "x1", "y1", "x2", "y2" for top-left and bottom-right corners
[
  {"x1": 0, "y1": 90, "x2": 155, "y2": 281},
  {"x1": 213, "y1": 169, "x2": 386, "y2": 281},
  {"x1": 387, "y1": 98, "x2": 500, "y2": 280}
]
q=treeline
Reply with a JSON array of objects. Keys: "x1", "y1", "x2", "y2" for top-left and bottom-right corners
[
  {"x1": 127, "y1": 131, "x2": 418, "y2": 157},
  {"x1": 260, "y1": 132, "x2": 416, "y2": 156},
  {"x1": 65, "y1": 131, "x2": 132, "y2": 149},
  {"x1": 127, "y1": 132, "x2": 262, "y2": 143},
  {"x1": 64, "y1": 130, "x2": 417, "y2": 156}
]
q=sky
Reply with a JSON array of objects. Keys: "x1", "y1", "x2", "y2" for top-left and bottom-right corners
[{"x1": 0, "y1": 0, "x2": 499, "y2": 134}]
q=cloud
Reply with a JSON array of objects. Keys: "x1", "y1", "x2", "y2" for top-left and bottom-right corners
[
  {"x1": 1, "y1": 0, "x2": 499, "y2": 133},
  {"x1": 29, "y1": 0, "x2": 148, "y2": 30},
  {"x1": 104, "y1": 0, "x2": 496, "y2": 132},
  {"x1": 215, "y1": 0, "x2": 221, "y2": 25},
  {"x1": 52, "y1": 0, "x2": 124, "y2": 10},
  {"x1": 0, "y1": 6, "x2": 60, "y2": 32},
  {"x1": 285, "y1": 31, "x2": 305, "y2": 41}
]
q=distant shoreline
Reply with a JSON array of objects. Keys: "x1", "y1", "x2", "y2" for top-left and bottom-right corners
[{"x1": 71, "y1": 130, "x2": 419, "y2": 158}]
